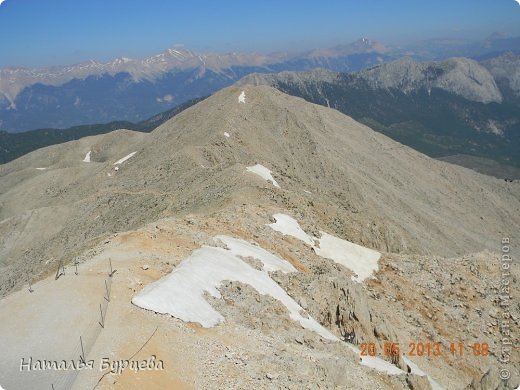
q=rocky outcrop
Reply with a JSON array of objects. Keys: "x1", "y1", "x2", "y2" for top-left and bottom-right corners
[
  {"x1": 244, "y1": 57, "x2": 504, "y2": 104},
  {"x1": 355, "y1": 57, "x2": 502, "y2": 103},
  {"x1": 482, "y1": 53, "x2": 520, "y2": 97}
]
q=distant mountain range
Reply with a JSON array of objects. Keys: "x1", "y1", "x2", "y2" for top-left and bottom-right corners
[
  {"x1": 1, "y1": 34, "x2": 519, "y2": 132},
  {"x1": 398, "y1": 33, "x2": 520, "y2": 61}
]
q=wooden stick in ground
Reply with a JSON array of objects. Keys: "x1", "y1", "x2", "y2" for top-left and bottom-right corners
[{"x1": 98, "y1": 304, "x2": 104, "y2": 328}]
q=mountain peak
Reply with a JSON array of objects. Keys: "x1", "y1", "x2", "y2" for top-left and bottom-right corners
[
  {"x1": 304, "y1": 38, "x2": 389, "y2": 59},
  {"x1": 336, "y1": 37, "x2": 389, "y2": 55}
]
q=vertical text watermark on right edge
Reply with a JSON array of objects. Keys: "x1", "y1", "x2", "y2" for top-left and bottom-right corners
[{"x1": 498, "y1": 237, "x2": 513, "y2": 383}]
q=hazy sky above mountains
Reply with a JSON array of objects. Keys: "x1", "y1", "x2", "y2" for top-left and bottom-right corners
[{"x1": 0, "y1": 0, "x2": 519, "y2": 67}]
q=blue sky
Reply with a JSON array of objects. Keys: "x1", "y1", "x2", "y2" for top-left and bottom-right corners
[{"x1": 0, "y1": 0, "x2": 519, "y2": 67}]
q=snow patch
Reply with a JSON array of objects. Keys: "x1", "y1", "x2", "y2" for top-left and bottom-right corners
[
  {"x1": 35, "y1": 168, "x2": 47, "y2": 171},
  {"x1": 216, "y1": 235, "x2": 296, "y2": 273},
  {"x1": 113, "y1": 151, "x2": 137, "y2": 165},
  {"x1": 347, "y1": 333, "x2": 441, "y2": 385},
  {"x1": 268, "y1": 214, "x2": 314, "y2": 246},
  {"x1": 267, "y1": 214, "x2": 380, "y2": 283},
  {"x1": 303, "y1": 190, "x2": 312, "y2": 194},
  {"x1": 132, "y1": 236, "x2": 336, "y2": 340},
  {"x1": 82, "y1": 151, "x2": 91, "y2": 163},
  {"x1": 223, "y1": 132, "x2": 230, "y2": 138},
  {"x1": 238, "y1": 91, "x2": 246, "y2": 104},
  {"x1": 347, "y1": 345, "x2": 403, "y2": 375},
  {"x1": 360, "y1": 355, "x2": 403, "y2": 375},
  {"x1": 246, "y1": 164, "x2": 280, "y2": 188},
  {"x1": 314, "y1": 232, "x2": 380, "y2": 283}
]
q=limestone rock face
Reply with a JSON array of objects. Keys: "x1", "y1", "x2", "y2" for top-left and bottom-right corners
[
  {"x1": 356, "y1": 57, "x2": 503, "y2": 103},
  {"x1": 482, "y1": 53, "x2": 520, "y2": 97},
  {"x1": 241, "y1": 56, "x2": 504, "y2": 104}
]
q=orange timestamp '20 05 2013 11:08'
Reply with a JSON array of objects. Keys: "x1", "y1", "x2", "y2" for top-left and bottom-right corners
[{"x1": 359, "y1": 342, "x2": 490, "y2": 358}]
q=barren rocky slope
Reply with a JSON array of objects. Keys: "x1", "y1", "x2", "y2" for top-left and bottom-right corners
[
  {"x1": 1, "y1": 85, "x2": 519, "y2": 296},
  {"x1": 482, "y1": 53, "x2": 520, "y2": 101},
  {"x1": 0, "y1": 85, "x2": 519, "y2": 389}
]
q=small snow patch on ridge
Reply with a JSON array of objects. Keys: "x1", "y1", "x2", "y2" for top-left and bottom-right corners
[
  {"x1": 267, "y1": 214, "x2": 380, "y2": 283},
  {"x1": 83, "y1": 151, "x2": 91, "y2": 163},
  {"x1": 268, "y1": 214, "x2": 314, "y2": 246},
  {"x1": 246, "y1": 164, "x2": 280, "y2": 188},
  {"x1": 238, "y1": 91, "x2": 246, "y2": 104},
  {"x1": 114, "y1": 151, "x2": 137, "y2": 165},
  {"x1": 35, "y1": 167, "x2": 47, "y2": 171},
  {"x1": 315, "y1": 232, "x2": 380, "y2": 283},
  {"x1": 217, "y1": 235, "x2": 296, "y2": 273},
  {"x1": 224, "y1": 132, "x2": 230, "y2": 138}
]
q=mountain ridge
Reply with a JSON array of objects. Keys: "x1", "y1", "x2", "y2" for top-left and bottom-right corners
[
  {"x1": 2, "y1": 84, "x2": 518, "y2": 297},
  {"x1": 238, "y1": 55, "x2": 520, "y2": 175},
  {"x1": 0, "y1": 96, "x2": 206, "y2": 164},
  {"x1": 1, "y1": 85, "x2": 518, "y2": 389}
]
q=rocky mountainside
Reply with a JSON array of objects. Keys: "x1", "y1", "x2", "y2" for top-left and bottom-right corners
[
  {"x1": 0, "y1": 85, "x2": 518, "y2": 389},
  {"x1": 482, "y1": 53, "x2": 520, "y2": 104},
  {"x1": 0, "y1": 97, "x2": 205, "y2": 164},
  {"x1": 239, "y1": 56, "x2": 520, "y2": 177},
  {"x1": 352, "y1": 56, "x2": 503, "y2": 104},
  {"x1": 242, "y1": 57, "x2": 507, "y2": 105},
  {"x1": 1, "y1": 84, "x2": 518, "y2": 296}
]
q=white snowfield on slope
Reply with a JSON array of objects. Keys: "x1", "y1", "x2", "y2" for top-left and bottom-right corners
[
  {"x1": 132, "y1": 235, "x2": 336, "y2": 340},
  {"x1": 268, "y1": 213, "x2": 380, "y2": 283},
  {"x1": 246, "y1": 164, "x2": 281, "y2": 188}
]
